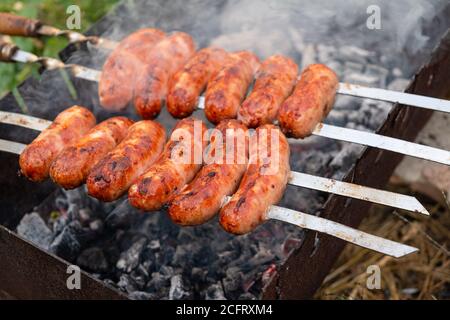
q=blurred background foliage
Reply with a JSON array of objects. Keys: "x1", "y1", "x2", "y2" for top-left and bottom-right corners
[{"x1": 0, "y1": 0, "x2": 119, "y2": 98}]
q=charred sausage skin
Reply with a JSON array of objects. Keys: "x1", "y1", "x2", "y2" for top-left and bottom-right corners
[
  {"x1": 19, "y1": 106, "x2": 96, "y2": 182},
  {"x1": 219, "y1": 124, "x2": 290, "y2": 235},
  {"x1": 204, "y1": 51, "x2": 260, "y2": 124},
  {"x1": 168, "y1": 119, "x2": 248, "y2": 226},
  {"x1": 238, "y1": 55, "x2": 298, "y2": 128},
  {"x1": 86, "y1": 120, "x2": 166, "y2": 202},
  {"x1": 278, "y1": 64, "x2": 338, "y2": 138},
  {"x1": 128, "y1": 117, "x2": 207, "y2": 211},
  {"x1": 50, "y1": 116, "x2": 134, "y2": 189},
  {"x1": 167, "y1": 47, "x2": 228, "y2": 118},
  {"x1": 99, "y1": 28, "x2": 166, "y2": 111},
  {"x1": 134, "y1": 32, "x2": 196, "y2": 119}
]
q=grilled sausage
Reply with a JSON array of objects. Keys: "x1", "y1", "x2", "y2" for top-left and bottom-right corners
[
  {"x1": 168, "y1": 119, "x2": 248, "y2": 226},
  {"x1": 99, "y1": 28, "x2": 166, "y2": 111},
  {"x1": 19, "y1": 106, "x2": 96, "y2": 182},
  {"x1": 219, "y1": 124, "x2": 290, "y2": 235},
  {"x1": 204, "y1": 51, "x2": 260, "y2": 124},
  {"x1": 50, "y1": 117, "x2": 134, "y2": 189},
  {"x1": 86, "y1": 120, "x2": 166, "y2": 202},
  {"x1": 238, "y1": 55, "x2": 298, "y2": 127},
  {"x1": 278, "y1": 64, "x2": 338, "y2": 138},
  {"x1": 128, "y1": 117, "x2": 207, "y2": 211},
  {"x1": 167, "y1": 47, "x2": 228, "y2": 118},
  {"x1": 134, "y1": 32, "x2": 196, "y2": 119}
]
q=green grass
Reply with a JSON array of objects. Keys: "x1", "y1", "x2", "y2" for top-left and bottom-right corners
[{"x1": 0, "y1": 0, "x2": 119, "y2": 98}]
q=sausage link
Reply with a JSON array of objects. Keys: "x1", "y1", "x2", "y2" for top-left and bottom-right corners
[
  {"x1": 167, "y1": 47, "x2": 228, "y2": 118},
  {"x1": 128, "y1": 117, "x2": 207, "y2": 211},
  {"x1": 204, "y1": 51, "x2": 260, "y2": 124},
  {"x1": 168, "y1": 119, "x2": 248, "y2": 226},
  {"x1": 86, "y1": 120, "x2": 166, "y2": 202},
  {"x1": 50, "y1": 116, "x2": 134, "y2": 189},
  {"x1": 278, "y1": 64, "x2": 338, "y2": 138},
  {"x1": 19, "y1": 106, "x2": 96, "y2": 182},
  {"x1": 134, "y1": 32, "x2": 196, "y2": 119},
  {"x1": 99, "y1": 28, "x2": 166, "y2": 111},
  {"x1": 238, "y1": 55, "x2": 298, "y2": 128},
  {"x1": 219, "y1": 124, "x2": 290, "y2": 235}
]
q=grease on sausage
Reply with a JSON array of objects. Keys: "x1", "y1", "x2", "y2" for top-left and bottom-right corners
[
  {"x1": 204, "y1": 51, "x2": 260, "y2": 124},
  {"x1": 128, "y1": 117, "x2": 207, "y2": 211},
  {"x1": 167, "y1": 47, "x2": 228, "y2": 118},
  {"x1": 133, "y1": 32, "x2": 196, "y2": 119},
  {"x1": 99, "y1": 28, "x2": 166, "y2": 111},
  {"x1": 238, "y1": 54, "x2": 298, "y2": 127},
  {"x1": 50, "y1": 116, "x2": 134, "y2": 189},
  {"x1": 86, "y1": 120, "x2": 166, "y2": 202},
  {"x1": 278, "y1": 64, "x2": 338, "y2": 138},
  {"x1": 168, "y1": 119, "x2": 248, "y2": 226},
  {"x1": 19, "y1": 106, "x2": 96, "y2": 182},
  {"x1": 219, "y1": 124, "x2": 290, "y2": 235}
]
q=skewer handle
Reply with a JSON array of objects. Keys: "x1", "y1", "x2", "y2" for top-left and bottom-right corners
[
  {"x1": 0, "y1": 40, "x2": 18, "y2": 62},
  {"x1": 0, "y1": 13, "x2": 42, "y2": 37}
]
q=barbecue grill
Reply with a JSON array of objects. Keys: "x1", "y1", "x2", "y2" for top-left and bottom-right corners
[{"x1": 0, "y1": 0, "x2": 449, "y2": 299}]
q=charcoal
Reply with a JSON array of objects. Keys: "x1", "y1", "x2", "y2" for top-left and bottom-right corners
[
  {"x1": 49, "y1": 224, "x2": 81, "y2": 261},
  {"x1": 116, "y1": 237, "x2": 147, "y2": 273},
  {"x1": 117, "y1": 274, "x2": 138, "y2": 293},
  {"x1": 205, "y1": 283, "x2": 226, "y2": 300},
  {"x1": 105, "y1": 200, "x2": 137, "y2": 228},
  {"x1": 147, "y1": 272, "x2": 170, "y2": 292},
  {"x1": 129, "y1": 291, "x2": 156, "y2": 300},
  {"x1": 17, "y1": 212, "x2": 52, "y2": 250},
  {"x1": 78, "y1": 208, "x2": 93, "y2": 225},
  {"x1": 223, "y1": 267, "x2": 243, "y2": 293},
  {"x1": 169, "y1": 275, "x2": 190, "y2": 300},
  {"x1": 89, "y1": 219, "x2": 104, "y2": 233},
  {"x1": 76, "y1": 247, "x2": 109, "y2": 273},
  {"x1": 148, "y1": 239, "x2": 160, "y2": 250}
]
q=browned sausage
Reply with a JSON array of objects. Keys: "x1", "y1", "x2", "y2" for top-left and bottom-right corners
[
  {"x1": 19, "y1": 106, "x2": 96, "y2": 182},
  {"x1": 204, "y1": 51, "x2": 260, "y2": 124},
  {"x1": 166, "y1": 47, "x2": 228, "y2": 118},
  {"x1": 238, "y1": 54, "x2": 298, "y2": 128},
  {"x1": 86, "y1": 120, "x2": 166, "y2": 202},
  {"x1": 133, "y1": 32, "x2": 196, "y2": 119},
  {"x1": 278, "y1": 64, "x2": 338, "y2": 138},
  {"x1": 49, "y1": 117, "x2": 134, "y2": 189},
  {"x1": 168, "y1": 119, "x2": 248, "y2": 226},
  {"x1": 99, "y1": 28, "x2": 166, "y2": 111},
  {"x1": 128, "y1": 117, "x2": 207, "y2": 211},
  {"x1": 219, "y1": 124, "x2": 290, "y2": 235}
]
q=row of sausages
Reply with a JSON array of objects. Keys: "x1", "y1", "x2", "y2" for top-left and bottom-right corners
[
  {"x1": 19, "y1": 106, "x2": 290, "y2": 235},
  {"x1": 98, "y1": 28, "x2": 339, "y2": 138}
]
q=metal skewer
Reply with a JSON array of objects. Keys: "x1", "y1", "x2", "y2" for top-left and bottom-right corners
[
  {"x1": 0, "y1": 13, "x2": 117, "y2": 50},
  {"x1": 267, "y1": 206, "x2": 417, "y2": 258},
  {"x1": 0, "y1": 110, "x2": 429, "y2": 216}
]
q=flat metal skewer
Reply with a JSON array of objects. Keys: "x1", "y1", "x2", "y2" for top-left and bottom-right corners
[
  {"x1": 0, "y1": 110, "x2": 429, "y2": 215},
  {"x1": 338, "y1": 83, "x2": 450, "y2": 113},
  {"x1": 268, "y1": 206, "x2": 418, "y2": 258},
  {"x1": 196, "y1": 97, "x2": 450, "y2": 166}
]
